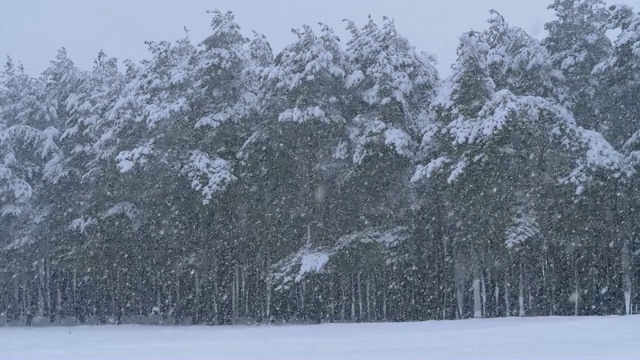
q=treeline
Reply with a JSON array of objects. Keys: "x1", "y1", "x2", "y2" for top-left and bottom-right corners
[{"x1": 1, "y1": 0, "x2": 640, "y2": 326}]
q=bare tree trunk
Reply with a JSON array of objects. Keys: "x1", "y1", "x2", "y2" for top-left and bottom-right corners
[
  {"x1": 72, "y1": 269, "x2": 77, "y2": 319},
  {"x1": 38, "y1": 260, "x2": 45, "y2": 317},
  {"x1": 300, "y1": 282, "x2": 305, "y2": 317},
  {"x1": 167, "y1": 283, "x2": 172, "y2": 318},
  {"x1": 329, "y1": 277, "x2": 335, "y2": 322},
  {"x1": 233, "y1": 264, "x2": 239, "y2": 320},
  {"x1": 213, "y1": 259, "x2": 219, "y2": 320},
  {"x1": 382, "y1": 267, "x2": 388, "y2": 321},
  {"x1": 341, "y1": 276, "x2": 346, "y2": 321},
  {"x1": 456, "y1": 286, "x2": 464, "y2": 319},
  {"x1": 574, "y1": 259, "x2": 579, "y2": 316},
  {"x1": 14, "y1": 277, "x2": 20, "y2": 319},
  {"x1": 442, "y1": 293, "x2": 447, "y2": 320},
  {"x1": 264, "y1": 257, "x2": 271, "y2": 320},
  {"x1": 56, "y1": 276, "x2": 62, "y2": 317},
  {"x1": 551, "y1": 279, "x2": 556, "y2": 316},
  {"x1": 350, "y1": 274, "x2": 355, "y2": 321},
  {"x1": 243, "y1": 266, "x2": 248, "y2": 317},
  {"x1": 622, "y1": 240, "x2": 632, "y2": 315},
  {"x1": 194, "y1": 269, "x2": 201, "y2": 322},
  {"x1": 36, "y1": 281, "x2": 42, "y2": 319},
  {"x1": 156, "y1": 275, "x2": 162, "y2": 320},
  {"x1": 519, "y1": 263, "x2": 525, "y2": 317},
  {"x1": 138, "y1": 270, "x2": 144, "y2": 316},
  {"x1": 24, "y1": 279, "x2": 30, "y2": 321},
  {"x1": 472, "y1": 252, "x2": 482, "y2": 319},
  {"x1": 473, "y1": 278, "x2": 482, "y2": 318},
  {"x1": 357, "y1": 272, "x2": 363, "y2": 321},
  {"x1": 372, "y1": 275, "x2": 377, "y2": 321},
  {"x1": 111, "y1": 270, "x2": 116, "y2": 317},
  {"x1": 175, "y1": 271, "x2": 180, "y2": 306},
  {"x1": 494, "y1": 273, "x2": 500, "y2": 318},
  {"x1": 232, "y1": 267, "x2": 237, "y2": 320},
  {"x1": 116, "y1": 268, "x2": 122, "y2": 319},
  {"x1": 454, "y1": 255, "x2": 465, "y2": 319},
  {"x1": 441, "y1": 228, "x2": 450, "y2": 320},
  {"x1": 504, "y1": 269, "x2": 510, "y2": 317},
  {"x1": 263, "y1": 280, "x2": 270, "y2": 320},
  {"x1": 45, "y1": 259, "x2": 51, "y2": 319},
  {"x1": 366, "y1": 274, "x2": 371, "y2": 321},
  {"x1": 541, "y1": 241, "x2": 548, "y2": 315},
  {"x1": 481, "y1": 272, "x2": 487, "y2": 318}
]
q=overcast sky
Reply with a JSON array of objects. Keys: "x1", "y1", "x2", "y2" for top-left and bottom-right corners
[{"x1": 1, "y1": 0, "x2": 640, "y2": 77}]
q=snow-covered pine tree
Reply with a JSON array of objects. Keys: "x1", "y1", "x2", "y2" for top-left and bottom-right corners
[
  {"x1": 240, "y1": 22, "x2": 349, "y2": 321},
  {"x1": 1, "y1": 5, "x2": 639, "y2": 325},
  {"x1": 341, "y1": 16, "x2": 439, "y2": 320},
  {"x1": 0, "y1": 58, "x2": 67, "y2": 321},
  {"x1": 486, "y1": 11, "x2": 566, "y2": 101},
  {"x1": 592, "y1": 4, "x2": 640, "y2": 315},
  {"x1": 412, "y1": 30, "x2": 496, "y2": 319},
  {"x1": 592, "y1": 4, "x2": 640, "y2": 148},
  {"x1": 413, "y1": 13, "x2": 631, "y2": 318},
  {"x1": 342, "y1": 16, "x2": 438, "y2": 225},
  {"x1": 543, "y1": 0, "x2": 612, "y2": 131}
]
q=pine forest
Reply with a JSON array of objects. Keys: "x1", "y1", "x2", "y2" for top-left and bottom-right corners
[{"x1": 1, "y1": 0, "x2": 640, "y2": 326}]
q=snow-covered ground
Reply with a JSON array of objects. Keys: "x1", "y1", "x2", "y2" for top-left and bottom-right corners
[{"x1": 2, "y1": 316, "x2": 640, "y2": 359}]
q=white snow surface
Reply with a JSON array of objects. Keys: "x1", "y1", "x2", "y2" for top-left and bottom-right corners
[{"x1": 2, "y1": 316, "x2": 640, "y2": 359}]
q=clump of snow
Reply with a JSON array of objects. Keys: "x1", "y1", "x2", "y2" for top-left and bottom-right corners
[
  {"x1": 278, "y1": 106, "x2": 327, "y2": 123},
  {"x1": 384, "y1": 128, "x2": 412, "y2": 158},
  {"x1": 100, "y1": 201, "x2": 144, "y2": 228},
  {"x1": 272, "y1": 227, "x2": 410, "y2": 290},
  {"x1": 101, "y1": 201, "x2": 140, "y2": 220},
  {"x1": 333, "y1": 141, "x2": 348, "y2": 160},
  {"x1": 181, "y1": 151, "x2": 236, "y2": 204},
  {"x1": 562, "y1": 128, "x2": 634, "y2": 190},
  {"x1": 447, "y1": 160, "x2": 467, "y2": 184},
  {"x1": 116, "y1": 142, "x2": 153, "y2": 173},
  {"x1": 69, "y1": 217, "x2": 97, "y2": 233},
  {"x1": 411, "y1": 156, "x2": 450, "y2": 182},
  {"x1": 348, "y1": 117, "x2": 415, "y2": 165},
  {"x1": 505, "y1": 205, "x2": 539, "y2": 249},
  {"x1": 0, "y1": 204, "x2": 23, "y2": 216},
  {"x1": 335, "y1": 227, "x2": 409, "y2": 248},
  {"x1": 295, "y1": 252, "x2": 330, "y2": 282}
]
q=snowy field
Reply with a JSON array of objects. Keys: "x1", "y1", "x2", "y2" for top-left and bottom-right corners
[{"x1": 2, "y1": 316, "x2": 640, "y2": 359}]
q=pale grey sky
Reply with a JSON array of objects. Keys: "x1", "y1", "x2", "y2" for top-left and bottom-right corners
[{"x1": 1, "y1": 0, "x2": 639, "y2": 76}]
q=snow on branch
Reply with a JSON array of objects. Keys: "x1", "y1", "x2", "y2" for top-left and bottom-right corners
[
  {"x1": 272, "y1": 227, "x2": 410, "y2": 291},
  {"x1": 181, "y1": 150, "x2": 236, "y2": 204},
  {"x1": 505, "y1": 205, "x2": 539, "y2": 249},
  {"x1": 69, "y1": 216, "x2": 97, "y2": 233},
  {"x1": 278, "y1": 106, "x2": 327, "y2": 123},
  {"x1": 562, "y1": 128, "x2": 634, "y2": 194},
  {"x1": 116, "y1": 141, "x2": 153, "y2": 173},
  {"x1": 349, "y1": 116, "x2": 415, "y2": 165},
  {"x1": 411, "y1": 156, "x2": 450, "y2": 182},
  {"x1": 415, "y1": 89, "x2": 632, "y2": 192}
]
